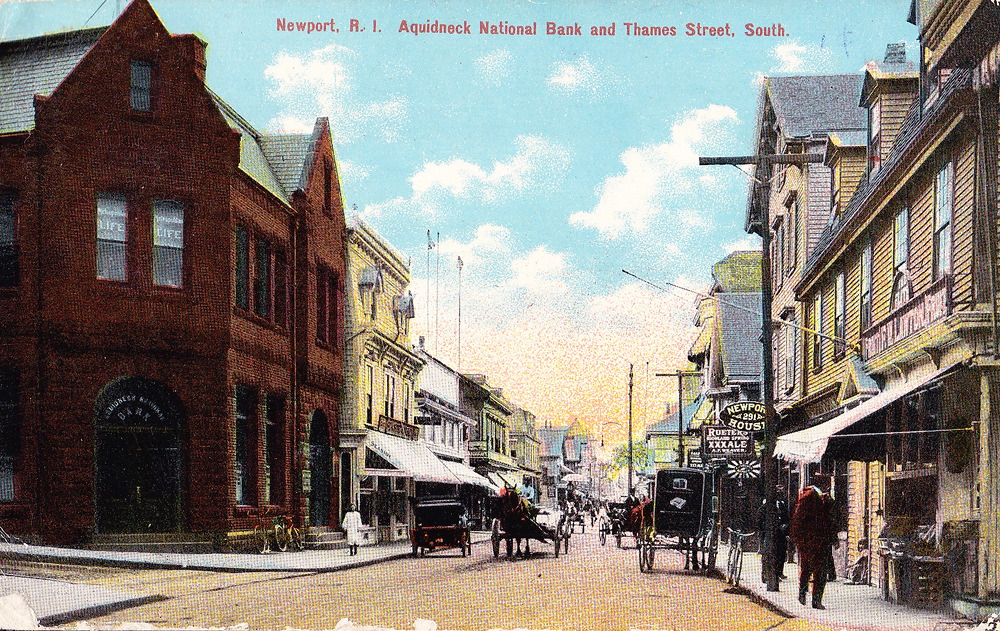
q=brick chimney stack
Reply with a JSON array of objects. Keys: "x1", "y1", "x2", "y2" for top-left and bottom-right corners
[
  {"x1": 884, "y1": 42, "x2": 907, "y2": 64},
  {"x1": 174, "y1": 34, "x2": 207, "y2": 82}
]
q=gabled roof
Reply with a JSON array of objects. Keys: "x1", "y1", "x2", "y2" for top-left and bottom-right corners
[
  {"x1": 766, "y1": 75, "x2": 867, "y2": 139},
  {"x1": 717, "y1": 293, "x2": 763, "y2": 380},
  {"x1": 0, "y1": 21, "x2": 322, "y2": 209},
  {"x1": 0, "y1": 28, "x2": 105, "y2": 134},
  {"x1": 645, "y1": 396, "x2": 704, "y2": 436},
  {"x1": 711, "y1": 251, "x2": 761, "y2": 292}
]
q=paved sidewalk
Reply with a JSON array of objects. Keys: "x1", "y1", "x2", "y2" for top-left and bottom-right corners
[{"x1": 716, "y1": 544, "x2": 969, "y2": 631}]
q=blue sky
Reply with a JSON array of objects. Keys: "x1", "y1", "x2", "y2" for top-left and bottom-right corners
[{"x1": 1, "y1": 0, "x2": 917, "y2": 437}]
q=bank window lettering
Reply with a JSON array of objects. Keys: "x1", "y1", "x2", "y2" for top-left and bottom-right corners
[
  {"x1": 152, "y1": 200, "x2": 184, "y2": 288},
  {"x1": 97, "y1": 195, "x2": 127, "y2": 281}
]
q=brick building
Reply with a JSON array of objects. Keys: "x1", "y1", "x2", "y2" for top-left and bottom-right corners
[{"x1": 0, "y1": 0, "x2": 347, "y2": 546}]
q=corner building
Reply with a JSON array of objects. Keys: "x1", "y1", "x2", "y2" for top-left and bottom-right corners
[{"x1": 0, "y1": 0, "x2": 347, "y2": 545}]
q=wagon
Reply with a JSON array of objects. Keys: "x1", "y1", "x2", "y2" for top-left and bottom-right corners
[
  {"x1": 636, "y1": 467, "x2": 720, "y2": 573},
  {"x1": 598, "y1": 501, "x2": 634, "y2": 547},
  {"x1": 489, "y1": 493, "x2": 569, "y2": 558},
  {"x1": 410, "y1": 496, "x2": 472, "y2": 557}
]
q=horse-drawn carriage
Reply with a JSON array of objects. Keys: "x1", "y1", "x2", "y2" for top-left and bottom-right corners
[
  {"x1": 598, "y1": 500, "x2": 642, "y2": 548},
  {"x1": 490, "y1": 489, "x2": 570, "y2": 558},
  {"x1": 566, "y1": 503, "x2": 586, "y2": 534},
  {"x1": 636, "y1": 467, "x2": 720, "y2": 573},
  {"x1": 409, "y1": 496, "x2": 472, "y2": 557}
]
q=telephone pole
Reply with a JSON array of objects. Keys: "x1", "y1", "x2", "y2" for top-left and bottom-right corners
[
  {"x1": 627, "y1": 363, "x2": 634, "y2": 498},
  {"x1": 699, "y1": 151, "x2": 822, "y2": 592}
]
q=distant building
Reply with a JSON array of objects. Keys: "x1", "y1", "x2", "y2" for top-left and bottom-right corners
[{"x1": 508, "y1": 404, "x2": 542, "y2": 502}]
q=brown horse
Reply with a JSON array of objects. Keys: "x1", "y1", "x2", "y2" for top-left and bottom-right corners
[{"x1": 495, "y1": 487, "x2": 539, "y2": 557}]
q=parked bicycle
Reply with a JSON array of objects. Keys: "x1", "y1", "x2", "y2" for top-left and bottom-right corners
[
  {"x1": 725, "y1": 528, "x2": 754, "y2": 587},
  {"x1": 252, "y1": 511, "x2": 305, "y2": 553}
]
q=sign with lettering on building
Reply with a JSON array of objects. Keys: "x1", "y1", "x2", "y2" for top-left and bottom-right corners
[
  {"x1": 862, "y1": 277, "x2": 951, "y2": 358},
  {"x1": 702, "y1": 425, "x2": 752, "y2": 457},
  {"x1": 719, "y1": 401, "x2": 767, "y2": 434}
]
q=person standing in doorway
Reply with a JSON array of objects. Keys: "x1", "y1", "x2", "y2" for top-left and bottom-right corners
[
  {"x1": 790, "y1": 475, "x2": 833, "y2": 609},
  {"x1": 343, "y1": 505, "x2": 363, "y2": 556}
]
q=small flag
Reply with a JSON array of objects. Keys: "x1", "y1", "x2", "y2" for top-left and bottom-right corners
[
  {"x1": 427, "y1": 229, "x2": 435, "y2": 250},
  {"x1": 456, "y1": 256, "x2": 464, "y2": 270}
]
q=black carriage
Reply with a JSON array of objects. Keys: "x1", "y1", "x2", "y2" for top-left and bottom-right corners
[
  {"x1": 566, "y1": 504, "x2": 587, "y2": 534},
  {"x1": 409, "y1": 496, "x2": 472, "y2": 557},
  {"x1": 489, "y1": 495, "x2": 570, "y2": 558},
  {"x1": 636, "y1": 467, "x2": 720, "y2": 573}
]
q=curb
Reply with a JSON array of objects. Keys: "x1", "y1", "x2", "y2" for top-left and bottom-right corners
[{"x1": 37, "y1": 594, "x2": 170, "y2": 627}]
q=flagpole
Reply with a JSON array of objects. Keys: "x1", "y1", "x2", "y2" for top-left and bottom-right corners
[
  {"x1": 435, "y1": 231, "x2": 441, "y2": 355},
  {"x1": 457, "y1": 256, "x2": 464, "y2": 371},
  {"x1": 426, "y1": 230, "x2": 433, "y2": 345}
]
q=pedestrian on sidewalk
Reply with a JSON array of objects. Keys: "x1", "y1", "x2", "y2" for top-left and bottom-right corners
[
  {"x1": 790, "y1": 474, "x2": 833, "y2": 610},
  {"x1": 759, "y1": 483, "x2": 790, "y2": 584},
  {"x1": 343, "y1": 506, "x2": 363, "y2": 556}
]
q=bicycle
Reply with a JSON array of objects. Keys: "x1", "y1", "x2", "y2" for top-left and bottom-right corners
[
  {"x1": 252, "y1": 510, "x2": 305, "y2": 553},
  {"x1": 725, "y1": 528, "x2": 754, "y2": 587}
]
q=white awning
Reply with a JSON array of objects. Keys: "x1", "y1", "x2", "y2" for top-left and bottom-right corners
[
  {"x1": 488, "y1": 471, "x2": 521, "y2": 488},
  {"x1": 365, "y1": 431, "x2": 460, "y2": 484},
  {"x1": 774, "y1": 363, "x2": 957, "y2": 464},
  {"x1": 441, "y1": 460, "x2": 499, "y2": 493}
]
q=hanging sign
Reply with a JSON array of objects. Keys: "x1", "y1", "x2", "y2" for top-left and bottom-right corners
[
  {"x1": 726, "y1": 457, "x2": 761, "y2": 479},
  {"x1": 702, "y1": 425, "x2": 752, "y2": 457},
  {"x1": 719, "y1": 401, "x2": 767, "y2": 434}
]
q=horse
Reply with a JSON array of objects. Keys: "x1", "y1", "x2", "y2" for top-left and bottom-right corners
[{"x1": 495, "y1": 486, "x2": 538, "y2": 558}]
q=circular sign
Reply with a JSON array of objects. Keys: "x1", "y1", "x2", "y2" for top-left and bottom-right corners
[{"x1": 719, "y1": 401, "x2": 767, "y2": 434}]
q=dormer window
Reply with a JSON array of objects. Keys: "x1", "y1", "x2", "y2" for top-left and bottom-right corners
[{"x1": 130, "y1": 60, "x2": 152, "y2": 111}]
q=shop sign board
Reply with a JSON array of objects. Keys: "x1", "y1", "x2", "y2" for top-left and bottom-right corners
[
  {"x1": 702, "y1": 425, "x2": 752, "y2": 457},
  {"x1": 719, "y1": 401, "x2": 766, "y2": 434}
]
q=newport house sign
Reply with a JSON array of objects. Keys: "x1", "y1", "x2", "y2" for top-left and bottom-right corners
[{"x1": 862, "y1": 275, "x2": 951, "y2": 359}]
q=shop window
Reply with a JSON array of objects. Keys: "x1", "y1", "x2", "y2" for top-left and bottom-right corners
[
  {"x1": 130, "y1": 60, "x2": 152, "y2": 112},
  {"x1": 887, "y1": 389, "x2": 940, "y2": 472},
  {"x1": 264, "y1": 394, "x2": 285, "y2": 506},
  {"x1": 0, "y1": 368, "x2": 18, "y2": 502},
  {"x1": 254, "y1": 236, "x2": 271, "y2": 319},
  {"x1": 234, "y1": 385, "x2": 257, "y2": 505},
  {"x1": 235, "y1": 225, "x2": 249, "y2": 310},
  {"x1": 933, "y1": 162, "x2": 953, "y2": 280},
  {"x1": 152, "y1": 200, "x2": 184, "y2": 288},
  {"x1": 96, "y1": 195, "x2": 127, "y2": 281},
  {"x1": 0, "y1": 193, "x2": 18, "y2": 288}
]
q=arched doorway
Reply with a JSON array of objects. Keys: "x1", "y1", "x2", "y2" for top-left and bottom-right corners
[
  {"x1": 309, "y1": 410, "x2": 331, "y2": 527},
  {"x1": 94, "y1": 377, "x2": 184, "y2": 533}
]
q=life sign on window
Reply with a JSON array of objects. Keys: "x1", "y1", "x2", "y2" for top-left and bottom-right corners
[
  {"x1": 719, "y1": 401, "x2": 766, "y2": 434},
  {"x1": 154, "y1": 201, "x2": 184, "y2": 248},
  {"x1": 97, "y1": 199, "x2": 127, "y2": 242}
]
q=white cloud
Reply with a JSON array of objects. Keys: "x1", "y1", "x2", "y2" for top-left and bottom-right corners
[
  {"x1": 769, "y1": 40, "x2": 835, "y2": 73},
  {"x1": 475, "y1": 49, "x2": 514, "y2": 85},
  {"x1": 722, "y1": 236, "x2": 762, "y2": 253},
  {"x1": 264, "y1": 44, "x2": 408, "y2": 143},
  {"x1": 437, "y1": 224, "x2": 512, "y2": 267},
  {"x1": 507, "y1": 246, "x2": 570, "y2": 295},
  {"x1": 547, "y1": 55, "x2": 610, "y2": 97},
  {"x1": 569, "y1": 105, "x2": 739, "y2": 239},
  {"x1": 364, "y1": 135, "x2": 571, "y2": 220}
]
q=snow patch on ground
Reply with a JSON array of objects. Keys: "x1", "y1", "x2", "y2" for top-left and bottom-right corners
[{"x1": 0, "y1": 592, "x2": 40, "y2": 630}]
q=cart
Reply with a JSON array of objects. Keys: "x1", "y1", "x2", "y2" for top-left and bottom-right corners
[
  {"x1": 599, "y1": 501, "x2": 635, "y2": 547},
  {"x1": 489, "y1": 493, "x2": 569, "y2": 558},
  {"x1": 636, "y1": 467, "x2": 720, "y2": 573},
  {"x1": 566, "y1": 504, "x2": 587, "y2": 534},
  {"x1": 409, "y1": 496, "x2": 472, "y2": 557}
]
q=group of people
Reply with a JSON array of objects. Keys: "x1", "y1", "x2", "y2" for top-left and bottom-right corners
[{"x1": 759, "y1": 474, "x2": 838, "y2": 610}]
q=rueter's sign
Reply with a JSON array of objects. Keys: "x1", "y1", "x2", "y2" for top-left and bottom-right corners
[{"x1": 702, "y1": 425, "x2": 752, "y2": 456}]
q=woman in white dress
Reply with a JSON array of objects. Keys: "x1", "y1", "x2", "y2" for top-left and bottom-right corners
[{"x1": 343, "y1": 505, "x2": 363, "y2": 556}]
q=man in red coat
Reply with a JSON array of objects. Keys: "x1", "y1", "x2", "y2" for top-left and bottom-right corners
[{"x1": 790, "y1": 475, "x2": 833, "y2": 609}]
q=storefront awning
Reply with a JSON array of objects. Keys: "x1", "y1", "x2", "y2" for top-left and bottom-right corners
[
  {"x1": 441, "y1": 460, "x2": 499, "y2": 493},
  {"x1": 488, "y1": 471, "x2": 521, "y2": 489},
  {"x1": 365, "y1": 431, "x2": 460, "y2": 484},
  {"x1": 774, "y1": 363, "x2": 958, "y2": 464}
]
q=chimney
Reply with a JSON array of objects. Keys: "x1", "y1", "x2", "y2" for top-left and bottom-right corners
[
  {"x1": 174, "y1": 34, "x2": 208, "y2": 82},
  {"x1": 884, "y1": 42, "x2": 906, "y2": 65}
]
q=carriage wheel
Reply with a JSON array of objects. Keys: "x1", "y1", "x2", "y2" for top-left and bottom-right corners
[
  {"x1": 599, "y1": 524, "x2": 607, "y2": 546},
  {"x1": 253, "y1": 526, "x2": 270, "y2": 554},
  {"x1": 492, "y1": 536, "x2": 500, "y2": 558},
  {"x1": 289, "y1": 527, "x2": 305, "y2": 551},
  {"x1": 616, "y1": 534, "x2": 622, "y2": 548},
  {"x1": 506, "y1": 537, "x2": 514, "y2": 558},
  {"x1": 637, "y1": 541, "x2": 647, "y2": 572},
  {"x1": 647, "y1": 545, "x2": 656, "y2": 570},
  {"x1": 274, "y1": 525, "x2": 290, "y2": 552}
]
